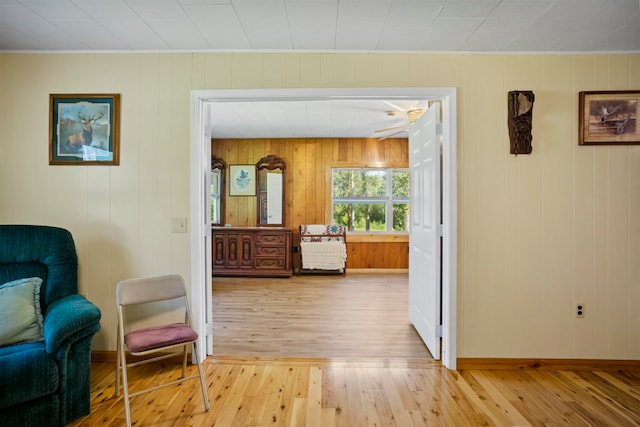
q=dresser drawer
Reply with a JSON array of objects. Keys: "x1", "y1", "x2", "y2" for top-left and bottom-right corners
[
  {"x1": 255, "y1": 245, "x2": 286, "y2": 257},
  {"x1": 255, "y1": 258, "x2": 287, "y2": 269},
  {"x1": 255, "y1": 233, "x2": 287, "y2": 245}
]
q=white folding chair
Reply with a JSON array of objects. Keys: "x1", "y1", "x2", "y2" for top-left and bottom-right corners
[{"x1": 115, "y1": 274, "x2": 210, "y2": 427}]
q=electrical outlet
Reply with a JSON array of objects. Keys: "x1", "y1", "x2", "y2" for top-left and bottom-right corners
[{"x1": 576, "y1": 303, "x2": 585, "y2": 318}]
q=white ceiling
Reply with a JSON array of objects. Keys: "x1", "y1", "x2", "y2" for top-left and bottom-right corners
[
  {"x1": 3, "y1": 0, "x2": 638, "y2": 139},
  {"x1": 1, "y1": 0, "x2": 638, "y2": 53}
]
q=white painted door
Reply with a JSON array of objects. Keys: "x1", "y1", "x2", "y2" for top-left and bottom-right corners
[
  {"x1": 189, "y1": 96, "x2": 213, "y2": 361},
  {"x1": 203, "y1": 104, "x2": 213, "y2": 355},
  {"x1": 408, "y1": 105, "x2": 441, "y2": 360}
]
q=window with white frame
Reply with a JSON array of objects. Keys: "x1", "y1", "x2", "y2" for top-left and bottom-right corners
[{"x1": 331, "y1": 168, "x2": 409, "y2": 233}]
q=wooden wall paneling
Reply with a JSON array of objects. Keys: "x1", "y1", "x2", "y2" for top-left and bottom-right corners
[
  {"x1": 390, "y1": 243, "x2": 409, "y2": 269},
  {"x1": 389, "y1": 138, "x2": 408, "y2": 164},
  {"x1": 236, "y1": 138, "x2": 251, "y2": 162},
  {"x1": 351, "y1": 138, "x2": 363, "y2": 163},
  {"x1": 347, "y1": 242, "x2": 360, "y2": 268},
  {"x1": 285, "y1": 140, "x2": 295, "y2": 230},
  {"x1": 252, "y1": 138, "x2": 266, "y2": 160},
  {"x1": 380, "y1": 242, "x2": 391, "y2": 268},
  {"x1": 239, "y1": 139, "x2": 254, "y2": 227},
  {"x1": 313, "y1": 141, "x2": 325, "y2": 224},
  {"x1": 322, "y1": 139, "x2": 337, "y2": 222},
  {"x1": 292, "y1": 139, "x2": 307, "y2": 230},
  {"x1": 364, "y1": 138, "x2": 385, "y2": 164},
  {"x1": 305, "y1": 141, "x2": 318, "y2": 223},
  {"x1": 223, "y1": 140, "x2": 239, "y2": 226},
  {"x1": 291, "y1": 139, "x2": 307, "y2": 270},
  {"x1": 361, "y1": 242, "x2": 377, "y2": 268},
  {"x1": 212, "y1": 137, "x2": 409, "y2": 270},
  {"x1": 337, "y1": 138, "x2": 349, "y2": 162}
]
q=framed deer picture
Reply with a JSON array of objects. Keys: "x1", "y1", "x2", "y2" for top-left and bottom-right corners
[{"x1": 49, "y1": 94, "x2": 121, "y2": 165}]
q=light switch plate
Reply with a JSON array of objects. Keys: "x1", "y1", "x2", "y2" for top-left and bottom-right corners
[{"x1": 171, "y1": 217, "x2": 187, "y2": 233}]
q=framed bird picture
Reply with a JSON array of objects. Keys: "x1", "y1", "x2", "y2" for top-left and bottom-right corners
[
  {"x1": 229, "y1": 164, "x2": 256, "y2": 196},
  {"x1": 579, "y1": 91, "x2": 639, "y2": 145}
]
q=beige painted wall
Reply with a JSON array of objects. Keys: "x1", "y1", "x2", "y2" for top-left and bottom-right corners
[{"x1": 0, "y1": 52, "x2": 638, "y2": 359}]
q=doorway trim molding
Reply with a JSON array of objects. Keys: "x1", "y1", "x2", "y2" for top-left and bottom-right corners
[{"x1": 190, "y1": 87, "x2": 457, "y2": 369}]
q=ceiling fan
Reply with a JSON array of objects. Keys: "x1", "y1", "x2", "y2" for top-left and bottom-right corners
[{"x1": 374, "y1": 102, "x2": 428, "y2": 140}]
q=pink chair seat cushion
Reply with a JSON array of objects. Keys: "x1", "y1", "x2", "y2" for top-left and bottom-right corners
[{"x1": 124, "y1": 323, "x2": 198, "y2": 353}]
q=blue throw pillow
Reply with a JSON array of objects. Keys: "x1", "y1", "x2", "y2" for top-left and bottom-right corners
[{"x1": 0, "y1": 277, "x2": 44, "y2": 347}]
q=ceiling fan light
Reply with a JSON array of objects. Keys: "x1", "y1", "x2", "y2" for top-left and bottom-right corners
[{"x1": 407, "y1": 109, "x2": 426, "y2": 124}]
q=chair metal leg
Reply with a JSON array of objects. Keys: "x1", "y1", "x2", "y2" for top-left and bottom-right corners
[
  {"x1": 182, "y1": 345, "x2": 188, "y2": 378},
  {"x1": 115, "y1": 327, "x2": 121, "y2": 397},
  {"x1": 192, "y1": 342, "x2": 210, "y2": 410},
  {"x1": 118, "y1": 338, "x2": 133, "y2": 427}
]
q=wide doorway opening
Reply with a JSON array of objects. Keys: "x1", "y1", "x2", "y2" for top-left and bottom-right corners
[{"x1": 190, "y1": 88, "x2": 457, "y2": 369}]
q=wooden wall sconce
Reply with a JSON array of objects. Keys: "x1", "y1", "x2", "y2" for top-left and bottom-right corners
[{"x1": 508, "y1": 90, "x2": 535, "y2": 155}]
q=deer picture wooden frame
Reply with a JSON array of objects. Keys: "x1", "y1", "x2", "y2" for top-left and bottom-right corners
[{"x1": 49, "y1": 94, "x2": 121, "y2": 165}]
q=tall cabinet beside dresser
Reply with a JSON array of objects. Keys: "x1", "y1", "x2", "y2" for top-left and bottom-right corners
[{"x1": 212, "y1": 227, "x2": 292, "y2": 277}]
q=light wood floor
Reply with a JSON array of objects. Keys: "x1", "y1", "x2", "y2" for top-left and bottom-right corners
[
  {"x1": 212, "y1": 273, "x2": 431, "y2": 359},
  {"x1": 68, "y1": 273, "x2": 640, "y2": 426},
  {"x1": 70, "y1": 357, "x2": 640, "y2": 426}
]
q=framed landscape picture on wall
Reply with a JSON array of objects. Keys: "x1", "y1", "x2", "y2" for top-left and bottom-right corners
[
  {"x1": 49, "y1": 93, "x2": 121, "y2": 165},
  {"x1": 579, "y1": 91, "x2": 639, "y2": 145}
]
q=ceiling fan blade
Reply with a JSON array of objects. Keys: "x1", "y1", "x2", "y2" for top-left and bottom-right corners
[
  {"x1": 382, "y1": 101, "x2": 407, "y2": 112},
  {"x1": 375, "y1": 125, "x2": 409, "y2": 133},
  {"x1": 378, "y1": 129, "x2": 408, "y2": 140}
]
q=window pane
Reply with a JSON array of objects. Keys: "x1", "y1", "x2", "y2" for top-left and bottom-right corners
[
  {"x1": 392, "y1": 170, "x2": 409, "y2": 197},
  {"x1": 333, "y1": 202, "x2": 386, "y2": 232},
  {"x1": 361, "y1": 170, "x2": 387, "y2": 197},
  {"x1": 332, "y1": 170, "x2": 354, "y2": 197},
  {"x1": 333, "y1": 169, "x2": 388, "y2": 198},
  {"x1": 393, "y1": 203, "x2": 410, "y2": 232}
]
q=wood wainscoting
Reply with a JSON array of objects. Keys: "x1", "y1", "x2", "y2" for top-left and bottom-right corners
[{"x1": 345, "y1": 233, "x2": 408, "y2": 270}]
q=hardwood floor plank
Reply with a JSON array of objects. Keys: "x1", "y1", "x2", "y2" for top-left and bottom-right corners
[
  {"x1": 456, "y1": 370, "x2": 516, "y2": 426},
  {"x1": 327, "y1": 366, "x2": 351, "y2": 427},
  {"x1": 559, "y1": 370, "x2": 640, "y2": 426},
  {"x1": 593, "y1": 370, "x2": 640, "y2": 399},
  {"x1": 213, "y1": 364, "x2": 257, "y2": 426},
  {"x1": 378, "y1": 368, "x2": 415, "y2": 427},
  {"x1": 258, "y1": 366, "x2": 288, "y2": 426},
  {"x1": 320, "y1": 407, "x2": 336, "y2": 427},
  {"x1": 342, "y1": 367, "x2": 366, "y2": 427},
  {"x1": 471, "y1": 371, "x2": 533, "y2": 427},
  {"x1": 484, "y1": 370, "x2": 576, "y2": 426},
  {"x1": 306, "y1": 367, "x2": 323, "y2": 427},
  {"x1": 289, "y1": 397, "x2": 307, "y2": 427}
]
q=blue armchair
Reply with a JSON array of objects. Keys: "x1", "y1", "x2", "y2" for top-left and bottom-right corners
[{"x1": 0, "y1": 225, "x2": 101, "y2": 426}]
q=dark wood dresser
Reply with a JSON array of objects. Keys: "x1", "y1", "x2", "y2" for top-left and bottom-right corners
[{"x1": 212, "y1": 227, "x2": 292, "y2": 277}]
